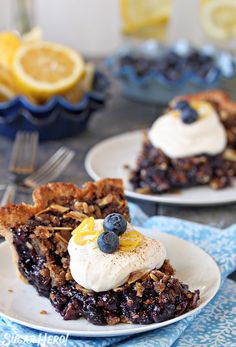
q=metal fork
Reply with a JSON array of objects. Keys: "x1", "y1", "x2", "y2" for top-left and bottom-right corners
[
  {"x1": 1, "y1": 131, "x2": 39, "y2": 206},
  {"x1": 24, "y1": 146, "x2": 75, "y2": 189},
  {"x1": 9, "y1": 131, "x2": 39, "y2": 176}
]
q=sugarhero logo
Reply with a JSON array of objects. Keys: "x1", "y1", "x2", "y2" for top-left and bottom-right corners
[{"x1": 0, "y1": 332, "x2": 69, "y2": 347}]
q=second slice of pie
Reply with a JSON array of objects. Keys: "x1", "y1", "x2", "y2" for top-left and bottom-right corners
[{"x1": 130, "y1": 90, "x2": 236, "y2": 194}]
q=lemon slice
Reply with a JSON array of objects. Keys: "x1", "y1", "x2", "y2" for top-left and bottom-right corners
[
  {"x1": 121, "y1": 0, "x2": 171, "y2": 32},
  {"x1": 64, "y1": 63, "x2": 95, "y2": 104},
  {"x1": 12, "y1": 41, "x2": 85, "y2": 99},
  {"x1": 0, "y1": 84, "x2": 16, "y2": 101},
  {"x1": 0, "y1": 32, "x2": 21, "y2": 69},
  {"x1": 201, "y1": 0, "x2": 236, "y2": 40},
  {"x1": 0, "y1": 64, "x2": 21, "y2": 95}
]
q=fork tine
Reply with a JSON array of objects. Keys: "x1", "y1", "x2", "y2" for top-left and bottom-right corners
[
  {"x1": 27, "y1": 152, "x2": 75, "y2": 187},
  {"x1": 25, "y1": 150, "x2": 75, "y2": 188},
  {"x1": 8, "y1": 131, "x2": 39, "y2": 174},
  {"x1": 25, "y1": 147, "x2": 68, "y2": 182},
  {"x1": 0, "y1": 184, "x2": 16, "y2": 206},
  {"x1": 26, "y1": 150, "x2": 69, "y2": 184},
  {"x1": 24, "y1": 147, "x2": 75, "y2": 188},
  {"x1": 8, "y1": 132, "x2": 23, "y2": 172}
]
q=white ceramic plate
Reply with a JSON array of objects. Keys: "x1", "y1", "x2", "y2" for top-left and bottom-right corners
[
  {"x1": 85, "y1": 130, "x2": 236, "y2": 206},
  {"x1": 0, "y1": 228, "x2": 220, "y2": 337}
]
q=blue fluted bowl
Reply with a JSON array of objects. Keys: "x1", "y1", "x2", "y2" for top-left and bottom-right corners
[
  {"x1": 0, "y1": 71, "x2": 109, "y2": 141},
  {"x1": 106, "y1": 40, "x2": 236, "y2": 104}
]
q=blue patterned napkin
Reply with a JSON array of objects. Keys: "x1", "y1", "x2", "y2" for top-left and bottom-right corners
[{"x1": 0, "y1": 203, "x2": 236, "y2": 347}]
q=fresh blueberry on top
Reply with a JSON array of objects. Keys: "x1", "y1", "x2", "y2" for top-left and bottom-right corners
[
  {"x1": 103, "y1": 213, "x2": 127, "y2": 236},
  {"x1": 181, "y1": 107, "x2": 199, "y2": 124},
  {"x1": 97, "y1": 231, "x2": 119, "y2": 254},
  {"x1": 175, "y1": 100, "x2": 190, "y2": 111}
]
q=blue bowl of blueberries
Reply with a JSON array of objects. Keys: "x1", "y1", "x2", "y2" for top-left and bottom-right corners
[{"x1": 107, "y1": 40, "x2": 236, "y2": 104}]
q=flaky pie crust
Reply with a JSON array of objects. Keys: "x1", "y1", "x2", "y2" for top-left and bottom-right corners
[{"x1": 0, "y1": 178, "x2": 129, "y2": 283}]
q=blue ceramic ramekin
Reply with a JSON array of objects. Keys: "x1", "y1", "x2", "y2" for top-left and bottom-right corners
[{"x1": 0, "y1": 71, "x2": 109, "y2": 141}]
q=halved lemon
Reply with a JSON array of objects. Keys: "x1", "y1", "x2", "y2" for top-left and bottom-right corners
[
  {"x1": 64, "y1": 63, "x2": 95, "y2": 104},
  {"x1": 201, "y1": 0, "x2": 236, "y2": 40},
  {"x1": 0, "y1": 84, "x2": 16, "y2": 101},
  {"x1": 121, "y1": 0, "x2": 171, "y2": 32},
  {"x1": 0, "y1": 64, "x2": 20, "y2": 95},
  {"x1": 12, "y1": 41, "x2": 85, "y2": 99},
  {"x1": 0, "y1": 32, "x2": 21, "y2": 69}
]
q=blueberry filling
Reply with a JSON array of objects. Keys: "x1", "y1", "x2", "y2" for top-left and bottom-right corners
[
  {"x1": 130, "y1": 134, "x2": 236, "y2": 194},
  {"x1": 11, "y1": 204, "x2": 200, "y2": 325}
]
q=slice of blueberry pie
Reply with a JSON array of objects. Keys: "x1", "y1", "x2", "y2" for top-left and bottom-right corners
[
  {"x1": 130, "y1": 90, "x2": 236, "y2": 194},
  {"x1": 0, "y1": 178, "x2": 199, "y2": 325}
]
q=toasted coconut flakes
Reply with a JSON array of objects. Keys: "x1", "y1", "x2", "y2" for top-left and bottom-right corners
[
  {"x1": 40, "y1": 310, "x2": 48, "y2": 315},
  {"x1": 96, "y1": 194, "x2": 113, "y2": 207},
  {"x1": 50, "y1": 204, "x2": 69, "y2": 213},
  {"x1": 223, "y1": 149, "x2": 236, "y2": 162},
  {"x1": 128, "y1": 270, "x2": 149, "y2": 284},
  {"x1": 33, "y1": 225, "x2": 51, "y2": 238},
  {"x1": 134, "y1": 282, "x2": 145, "y2": 297},
  {"x1": 55, "y1": 233, "x2": 69, "y2": 244},
  {"x1": 64, "y1": 211, "x2": 88, "y2": 221},
  {"x1": 36, "y1": 204, "x2": 69, "y2": 216},
  {"x1": 74, "y1": 201, "x2": 90, "y2": 214},
  {"x1": 35, "y1": 207, "x2": 52, "y2": 216},
  {"x1": 46, "y1": 227, "x2": 72, "y2": 231}
]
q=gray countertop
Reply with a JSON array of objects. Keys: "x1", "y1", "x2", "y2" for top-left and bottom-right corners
[
  {"x1": 1, "y1": 77, "x2": 236, "y2": 225},
  {"x1": 0, "y1": 71, "x2": 235, "y2": 280}
]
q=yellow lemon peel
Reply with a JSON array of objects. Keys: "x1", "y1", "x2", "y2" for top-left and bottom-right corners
[
  {"x1": 190, "y1": 101, "x2": 213, "y2": 119},
  {"x1": 72, "y1": 217, "x2": 95, "y2": 235},
  {"x1": 72, "y1": 217, "x2": 143, "y2": 251},
  {"x1": 120, "y1": 230, "x2": 144, "y2": 252},
  {"x1": 72, "y1": 217, "x2": 99, "y2": 246}
]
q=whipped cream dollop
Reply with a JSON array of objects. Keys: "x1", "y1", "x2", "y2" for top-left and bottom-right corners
[
  {"x1": 68, "y1": 219, "x2": 166, "y2": 292},
  {"x1": 148, "y1": 101, "x2": 227, "y2": 158}
]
